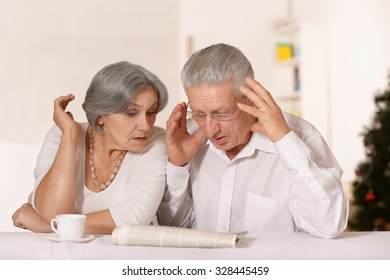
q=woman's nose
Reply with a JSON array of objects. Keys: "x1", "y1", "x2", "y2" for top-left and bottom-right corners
[{"x1": 137, "y1": 115, "x2": 152, "y2": 131}]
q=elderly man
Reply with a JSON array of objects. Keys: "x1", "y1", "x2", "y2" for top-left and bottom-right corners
[{"x1": 158, "y1": 43, "x2": 348, "y2": 238}]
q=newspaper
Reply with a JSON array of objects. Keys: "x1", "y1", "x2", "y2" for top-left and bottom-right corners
[{"x1": 112, "y1": 224, "x2": 246, "y2": 248}]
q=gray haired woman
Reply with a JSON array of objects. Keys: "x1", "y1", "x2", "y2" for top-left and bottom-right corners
[{"x1": 12, "y1": 61, "x2": 169, "y2": 234}]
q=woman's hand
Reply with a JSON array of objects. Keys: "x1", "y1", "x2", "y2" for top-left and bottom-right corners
[
  {"x1": 238, "y1": 78, "x2": 291, "y2": 142},
  {"x1": 53, "y1": 94, "x2": 81, "y2": 138},
  {"x1": 165, "y1": 102, "x2": 205, "y2": 166},
  {"x1": 12, "y1": 203, "x2": 51, "y2": 233}
]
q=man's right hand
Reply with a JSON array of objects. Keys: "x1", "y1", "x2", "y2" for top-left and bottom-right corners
[{"x1": 165, "y1": 102, "x2": 205, "y2": 166}]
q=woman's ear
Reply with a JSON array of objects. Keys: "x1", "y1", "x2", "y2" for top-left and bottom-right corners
[{"x1": 97, "y1": 116, "x2": 104, "y2": 126}]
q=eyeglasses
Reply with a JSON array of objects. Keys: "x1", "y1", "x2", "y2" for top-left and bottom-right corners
[{"x1": 186, "y1": 102, "x2": 238, "y2": 121}]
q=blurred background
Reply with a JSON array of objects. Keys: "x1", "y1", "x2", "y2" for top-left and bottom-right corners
[{"x1": 1, "y1": 0, "x2": 390, "y2": 231}]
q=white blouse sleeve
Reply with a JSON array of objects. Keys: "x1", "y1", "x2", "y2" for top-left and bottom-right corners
[
  {"x1": 109, "y1": 127, "x2": 168, "y2": 226},
  {"x1": 30, "y1": 125, "x2": 62, "y2": 208}
]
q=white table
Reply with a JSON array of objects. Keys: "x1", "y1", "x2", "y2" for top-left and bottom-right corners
[{"x1": 1, "y1": 231, "x2": 389, "y2": 260}]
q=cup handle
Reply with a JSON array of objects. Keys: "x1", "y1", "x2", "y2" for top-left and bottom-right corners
[{"x1": 50, "y1": 218, "x2": 58, "y2": 233}]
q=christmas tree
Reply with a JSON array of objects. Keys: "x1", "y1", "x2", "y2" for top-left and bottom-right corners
[{"x1": 348, "y1": 74, "x2": 390, "y2": 231}]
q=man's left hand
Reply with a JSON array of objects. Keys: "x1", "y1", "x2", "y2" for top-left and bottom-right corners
[{"x1": 238, "y1": 77, "x2": 291, "y2": 142}]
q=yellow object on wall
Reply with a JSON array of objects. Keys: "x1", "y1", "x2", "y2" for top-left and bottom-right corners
[{"x1": 276, "y1": 43, "x2": 294, "y2": 61}]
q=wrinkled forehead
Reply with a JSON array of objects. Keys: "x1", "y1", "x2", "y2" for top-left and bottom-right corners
[
  {"x1": 186, "y1": 81, "x2": 246, "y2": 105},
  {"x1": 186, "y1": 83, "x2": 238, "y2": 111}
]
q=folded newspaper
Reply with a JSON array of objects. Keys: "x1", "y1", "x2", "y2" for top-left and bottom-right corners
[{"x1": 112, "y1": 224, "x2": 246, "y2": 248}]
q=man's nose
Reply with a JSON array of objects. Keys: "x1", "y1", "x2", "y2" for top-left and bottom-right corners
[{"x1": 203, "y1": 116, "x2": 219, "y2": 136}]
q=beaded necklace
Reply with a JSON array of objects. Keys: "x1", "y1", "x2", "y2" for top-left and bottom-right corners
[{"x1": 88, "y1": 128, "x2": 126, "y2": 190}]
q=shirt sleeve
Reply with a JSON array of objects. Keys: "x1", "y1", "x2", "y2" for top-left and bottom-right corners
[
  {"x1": 109, "y1": 128, "x2": 168, "y2": 226},
  {"x1": 274, "y1": 130, "x2": 349, "y2": 238},
  {"x1": 30, "y1": 125, "x2": 62, "y2": 209},
  {"x1": 157, "y1": 161, "x2": 195, "y2": 227}
]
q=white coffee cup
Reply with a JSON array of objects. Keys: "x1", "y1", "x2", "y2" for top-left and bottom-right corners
[{"x1": 50, "y1": 214, "x2": 86, "y2": 239}]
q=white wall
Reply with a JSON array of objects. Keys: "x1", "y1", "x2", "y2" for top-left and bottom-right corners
[
  {"x1": 0, "y1": 0, "x2": 179, "y2": 144},
  {"x1": 179, "y1": 0, "x2": 390, "y2": 182},
  {"x1": 326, "y1": 0, "x2": 390, "y2": 181},
  {"x1": 178, "y1": 0, "x2": 287, "y2": 98},
  {"x1": 0, "y1": 141, "x2": 41, "y2": 232},
  {"x1": 2, "y1": 0, "x2": 390, "y2": 231},
  {"x1": 0, "y1": 0, "x2": 179, "y2": 231}
]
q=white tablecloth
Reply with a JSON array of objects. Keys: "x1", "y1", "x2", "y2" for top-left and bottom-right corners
[{"x1": 1, "y1": 231, "x2": 389, "y2": 260}]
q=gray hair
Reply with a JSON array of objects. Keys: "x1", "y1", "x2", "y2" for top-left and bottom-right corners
[
  {"x1": 181, "y1": 43, "x2": 254, "y2": 96},
  {"x1": 82, "y1": 61, "x2": 168, "y2": 131}
]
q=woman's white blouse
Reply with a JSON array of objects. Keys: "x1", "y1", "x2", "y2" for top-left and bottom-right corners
[{"x1": 32, "y1": 123, "x2": 167, "y2": 226}]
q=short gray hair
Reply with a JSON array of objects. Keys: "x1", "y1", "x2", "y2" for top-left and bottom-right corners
[
  {"x1": 82, "y1": 61, "x2": 168, "y2": 131},
  {"x1": 181, "y1": 43, "x2": 254, "y2": 96}
]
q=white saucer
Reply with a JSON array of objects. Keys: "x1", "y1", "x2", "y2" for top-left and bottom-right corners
[{"x1": 45, "y1": 233, "x2": 95, "y2": 243}]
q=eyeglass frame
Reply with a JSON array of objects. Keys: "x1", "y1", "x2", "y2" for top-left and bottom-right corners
[{"x1": 186, "y1": 102, "x2": 239, "y2": 121}]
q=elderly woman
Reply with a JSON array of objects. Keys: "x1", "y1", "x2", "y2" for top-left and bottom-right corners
[{"x1": 12, "y1": 61, "x2": 169, "y2": 234}]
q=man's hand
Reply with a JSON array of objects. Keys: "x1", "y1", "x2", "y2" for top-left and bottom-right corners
[
  {"x1": 165, "y1": 102, "x2": 205, "y2": 166},
  {"x1": 238, "y1": 78, "x2": 291, "y2": 142}
]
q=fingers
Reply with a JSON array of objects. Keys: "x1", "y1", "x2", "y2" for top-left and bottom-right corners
[
  {"x1": 167, "y1": 103, "x2": 184, "y2": 121},
  {"x1": 52, "y1": 94, "x2": 81, "y2": 132},
  {"x1": 178, "y1": 102, "x2": 188, "y2": 128},
  {"x1": 237, "y1": 102, "x2": 259, "y2": 117},
  {"x1": 238, "y1": 78, "x2": 291, "y2": 142},
  {"x1": 165, "y1": 115, "x2": 178, "y2": 144},
  {"x1": 237, "y1": 103, "x2": 265, "y2": 133},
  {"x1": 12, "y1": 204, "x2": 27, "y2": 229},
  {"x1": 239, "y1": 77, "x2": 283, "y2": 119},
  {"x1": 243, "y1": 78, "x2": 277, "y2": 109},
  {"x1": 11, "y1": 210, "x2": 19, "y2": 226},
  {"x1": 166, "y1": 103, "x2": 188, "y2": 129},
  {"x1": 66, "y1": 111, "x2": 74, "y2": 120},
  {"x1": 13, "y1": 220, "x2": 26, "y2": 229},
  {"x1": 166, "y1": 103, "x2": 185, "y2": 130},
  {"x1": 54, "y1": 93, "x2": 75, "y2": 106},
  {"x1": 192, "y1": 126, "x2": 206, "y2": 145},
  {"x1": 239, "y1": 78, "x2": 281, "y2": 114},
  {"x1": 54, "y1": 94, "x2": 75, "y2": 113},
  {"x1": 238, "y1": 80, "x2": 267, "y2": 123},
  {"x1": 165, "y1": 103, "x2": 187, "y2": 145}
]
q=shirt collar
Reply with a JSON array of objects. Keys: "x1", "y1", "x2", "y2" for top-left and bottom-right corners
[{"x1": 206, "y1": 132, "x2": 277, "y2": 161}]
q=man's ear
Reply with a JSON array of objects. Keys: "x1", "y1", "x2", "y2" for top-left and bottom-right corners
[{"x1": 239, "y1": 95, "x2": 253, "y2": 106}]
